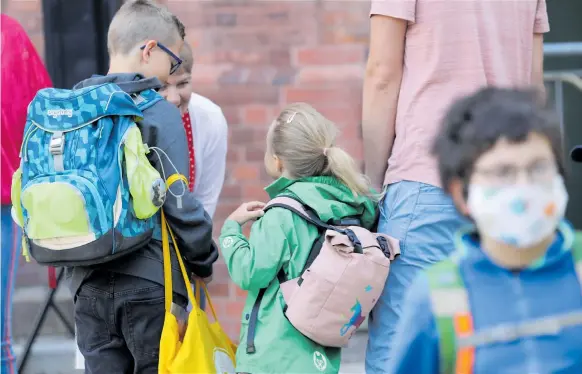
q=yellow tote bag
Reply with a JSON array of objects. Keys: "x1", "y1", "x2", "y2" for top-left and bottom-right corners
[{"x1": 159, "y1": 211, "x2": 237, "y2": 374}]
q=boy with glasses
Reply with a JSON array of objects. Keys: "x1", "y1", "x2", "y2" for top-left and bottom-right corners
[
  {"x1": 69, "y1": 1, "x2": 217, "y2": 372},
  {"x1": 159, "y1": 41, "x2": 227, "y2": 220},
  {"x1": 390, "y1": 88, "x2": 582, "y2": 373}
]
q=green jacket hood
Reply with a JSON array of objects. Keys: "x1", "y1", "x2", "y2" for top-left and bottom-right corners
[{"x1": 265, "y1": 176, "x2": 378, "y2": 229}]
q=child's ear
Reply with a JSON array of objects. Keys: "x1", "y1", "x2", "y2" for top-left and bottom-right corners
[
  {"x1": 141, "y1": 40, "x2": 157, "y2": 62},
  {"x1": 274, "y1": 155, "x2": 284, "y2": 173},
  {"x1": 449, "y1": 178, "x2": 470, "y2": 216}
]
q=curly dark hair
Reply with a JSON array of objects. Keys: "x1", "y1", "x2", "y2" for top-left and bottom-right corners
[{"x1": 432, "y1": 87, "x2": 564, "y2": 191}]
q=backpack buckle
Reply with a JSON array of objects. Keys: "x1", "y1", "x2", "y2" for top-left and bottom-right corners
[
  {"x1": 345, "y1": 229, "x2": 363, "y2": 254},
  {"x1": 49, "y1": 132, "x2": 65, "y2": 155},
  {"x1": 376, "y1": 236, "x2": 389, "y2": 257}
]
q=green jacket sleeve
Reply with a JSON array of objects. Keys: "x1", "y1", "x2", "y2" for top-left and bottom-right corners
[{"x1": 219, "y1": 209, "x2": 292, "y2": 291}]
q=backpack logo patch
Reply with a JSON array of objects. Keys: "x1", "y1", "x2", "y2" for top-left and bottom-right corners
[
  {"x1": 46, "y1": 109, "x2": 73, "y2": 118},
  {"x1": 340, "y1": 299, "x2": 366, "y2": 337},
  {"x1": 313, "y1": 351, "x2": 327, "y2": 372}
]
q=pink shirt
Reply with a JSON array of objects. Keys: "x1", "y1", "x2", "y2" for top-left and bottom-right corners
[{"x1": 371, "y1": 0, "x2": 550, "y2": 188}]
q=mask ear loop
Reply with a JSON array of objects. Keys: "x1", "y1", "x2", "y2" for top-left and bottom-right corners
[{"x1": 146, "y1": 145, "x2": 187, "y2": 209}]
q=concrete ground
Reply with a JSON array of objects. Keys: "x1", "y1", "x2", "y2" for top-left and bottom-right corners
[
  {"x1": 12, "y1": 284, "x2": 367, "y2": 373},
  {"x1": 14, "y1": 334, "x2": 367, "y2": 374}
]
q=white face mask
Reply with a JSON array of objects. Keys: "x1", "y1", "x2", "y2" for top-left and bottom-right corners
[{"x1": 467, "y1": 175, "x2": 568, "y2": 249}]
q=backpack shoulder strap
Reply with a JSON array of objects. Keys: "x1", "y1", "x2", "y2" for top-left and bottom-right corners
[
  {"x1": 571, "y1": 231, "x2": 582, "y2": 286},
  {"x1": 131, "y1": 89, "x2": 163, "y2": 112},
  {"x1": 264, "y1": 196, "x2": 331, "y2": 231},
  {"x1": 426, "y1": 257, "x2": 474, "y2": 374}
]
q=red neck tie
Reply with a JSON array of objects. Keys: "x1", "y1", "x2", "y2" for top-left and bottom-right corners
[{"x1": 181, "y1": 111, "x2": 195, "y2": 191}]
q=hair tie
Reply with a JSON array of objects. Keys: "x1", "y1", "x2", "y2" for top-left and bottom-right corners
[{"x1": 323, "y1": 148, "x2": 329, "y2": 157}]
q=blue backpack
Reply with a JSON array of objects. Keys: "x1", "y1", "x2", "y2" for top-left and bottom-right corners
[{"x1": 11, "y1": 83, "x2": 168, "y2": 266}]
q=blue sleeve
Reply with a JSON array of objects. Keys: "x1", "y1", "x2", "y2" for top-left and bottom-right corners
[{"x1": 389, "y1": 272, "x2": 440, "y2": 374}]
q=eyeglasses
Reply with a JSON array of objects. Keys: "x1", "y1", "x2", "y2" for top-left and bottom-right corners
[
  {"x1": 473, "y1": 160, "x2": 558, "y2": 185},
  {"x1": 140, "y1": 41, "x2": 183, "y2": 75}
]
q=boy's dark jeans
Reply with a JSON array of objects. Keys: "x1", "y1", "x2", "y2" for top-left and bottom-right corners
[{"x1": 74, "y1": 271, "x2": 187, "y2": 374}]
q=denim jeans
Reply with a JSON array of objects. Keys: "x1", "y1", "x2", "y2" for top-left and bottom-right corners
[
  {"x1": 74, "y1": 271, "x2": 187, "y2": 374},
  {"x1": 1, "y1": 205, "x2": 19, "y2": 374},
  {"x1": 365, "y1": 181, "x2": 467, "y2": 373}
]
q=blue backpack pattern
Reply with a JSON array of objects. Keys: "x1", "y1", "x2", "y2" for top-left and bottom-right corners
[{"x1": 11, "y1": 83, "x2": 167, "y2": 266}]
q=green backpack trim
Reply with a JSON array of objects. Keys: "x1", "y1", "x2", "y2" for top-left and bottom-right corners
[{"x1": 426, "y1": 257, "x2": 469, "y2": 374}]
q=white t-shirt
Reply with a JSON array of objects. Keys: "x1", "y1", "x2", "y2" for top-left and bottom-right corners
[{"x1": 187, "y1": 93, "x2": 228, "y2": 218}]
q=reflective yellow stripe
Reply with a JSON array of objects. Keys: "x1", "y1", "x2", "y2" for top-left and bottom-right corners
[{"x1": 166, "y1": 173, "x2": 188, "y2": 191}]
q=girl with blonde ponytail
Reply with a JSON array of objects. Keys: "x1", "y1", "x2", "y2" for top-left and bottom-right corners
[
  {"x1": 219, "y1": 103, "x2": 379, "y2": 374},
  {"x1": 268, "y1": 102, "x2": 374, "y2": 198}
]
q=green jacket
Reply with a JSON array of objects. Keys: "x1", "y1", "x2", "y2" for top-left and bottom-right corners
[{"x1": 220, "y1": 176, "x2": 378, "y2": 374}]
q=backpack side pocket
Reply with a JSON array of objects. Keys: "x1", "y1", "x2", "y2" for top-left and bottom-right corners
[
  {"x1": 123, "y1": 125, "x2": 166, "y2": 219},
  {"x1": 11, "y1": 167, "x2": 24, "y2": 227}
]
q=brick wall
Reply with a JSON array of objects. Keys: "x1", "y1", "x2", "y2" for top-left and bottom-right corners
[{"x1": 5, "y1": 0, "x2": 371, "y2": 340}]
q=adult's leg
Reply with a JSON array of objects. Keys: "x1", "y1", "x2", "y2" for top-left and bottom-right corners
[
  {"x1": 75, "y1": 272, "x2": 133, "y2": 374},
  {"x1": 365, "y1": 182, "x2": 466, "y2": 373},
  {"x1": 1, "y1": 205, "x2": 20, "y2": 374}
]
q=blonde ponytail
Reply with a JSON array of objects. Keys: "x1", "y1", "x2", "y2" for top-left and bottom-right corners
[
  {"x1": 324, "y1": 147, "x2": 372, "y2": 198},
  {"x1": 270, "y1": 102, "x2": 376, "y2": 199}
]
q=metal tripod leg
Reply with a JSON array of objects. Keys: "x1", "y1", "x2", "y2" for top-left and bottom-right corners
[{"x1": 17, "y1": 268, "x2": 75, "y2": 372}]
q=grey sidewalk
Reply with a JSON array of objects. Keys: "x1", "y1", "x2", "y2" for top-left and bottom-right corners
[
  {"x1": 12, "y1": 282, "x2": 367, "y2": 373},
  {"x1": 14, "y1": 334, "x2": 367, "y2": 374}
]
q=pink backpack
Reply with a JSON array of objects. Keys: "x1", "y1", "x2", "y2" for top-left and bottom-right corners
[{"x1": 245, "y1": 196, "x2": 400, "y2": 353}]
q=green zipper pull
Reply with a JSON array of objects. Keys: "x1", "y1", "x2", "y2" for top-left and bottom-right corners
[{"x1": 22, "y1": 235, "x2": 30, "y2": 262}]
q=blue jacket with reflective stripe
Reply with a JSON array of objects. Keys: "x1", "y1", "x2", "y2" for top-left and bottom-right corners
[{"x1": 390, "y1": 221, "x2": 582, "y2": 374}]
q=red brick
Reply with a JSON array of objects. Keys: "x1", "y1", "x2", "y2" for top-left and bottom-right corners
[
  {"x1": 338, "y1": 139, "x2": 364, "y2": 160},
  {"x1": 232, "y1": 165, "x2": 260, "y2": 181},
  {"x1": 294, "y1": 45, "x2": 366, "y2": 66},
  {"x1": 252, "y1": 128, "x2": 269, "y2": 143},
  {"x1": 220, "y1": 184, "x2": 242, "y2": 201},
  {"x1": 235, "y1": 286, "x2": 248, "y2": 298},
  {"x1": 190, "y1": 63, "x2": 232, "y2": 85},
  {"x1": 207, "y1": 282, "x2": 230, "y2": 297},
  {"x1": 214, "y1": 203, "x2": 239, "y2": 224},
  {"x1": 317, "y1": 105, "x2": 362, "y2": 129},
  {"x1": 296, "y1": 65, "x2": 364, "y2": 84},
  {"x1": 199, "y1": 85, "x2": 280, "y2": 106},
  {"x1": 242, "y1": 185, "x2": 268, "y2": 201},
  {"x1": 339, "y1": 122, "x2": 363, "y2": 141},
  {"x1": 283, "y1": 87, "x2": 361, "y2": 107},
  {"x1": 226, "y1": 147, "x2": 242, "y2": 163},
  {"x1": 211, "y1": 262, "x2": 230, "y2": 283},
  {"x1": 226, "y1": 300, "x2": 246, "y2": 319},
  {"x1": 245, "y1": 148, "x2": 265, "y2": 163},
  {"x1": 220, "y1": 105, "x2": 241, "y2": 126},
  {"x1": 229, "y1": 126, "x2": 255, "y2": 145},
  {"x1": 242, "y1": 105, "x2": 271, "y2": 126}
]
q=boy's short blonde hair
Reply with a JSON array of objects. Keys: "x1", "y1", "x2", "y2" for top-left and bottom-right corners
[{"x1": 107, "y1": 0, "x2": 184, "y2": 56}]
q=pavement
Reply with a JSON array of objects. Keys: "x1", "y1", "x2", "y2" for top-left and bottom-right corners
[
  {"x1": 13, "y1": 333, "x2": 367, "y2": 374},
  {"x1": 11, "y1": 284, "x2": 367, "y2": 373}
]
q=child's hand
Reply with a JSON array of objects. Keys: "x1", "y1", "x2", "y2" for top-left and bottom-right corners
[{"x1": 228, "y1": 201, "x2": 266, "y2": 225}]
